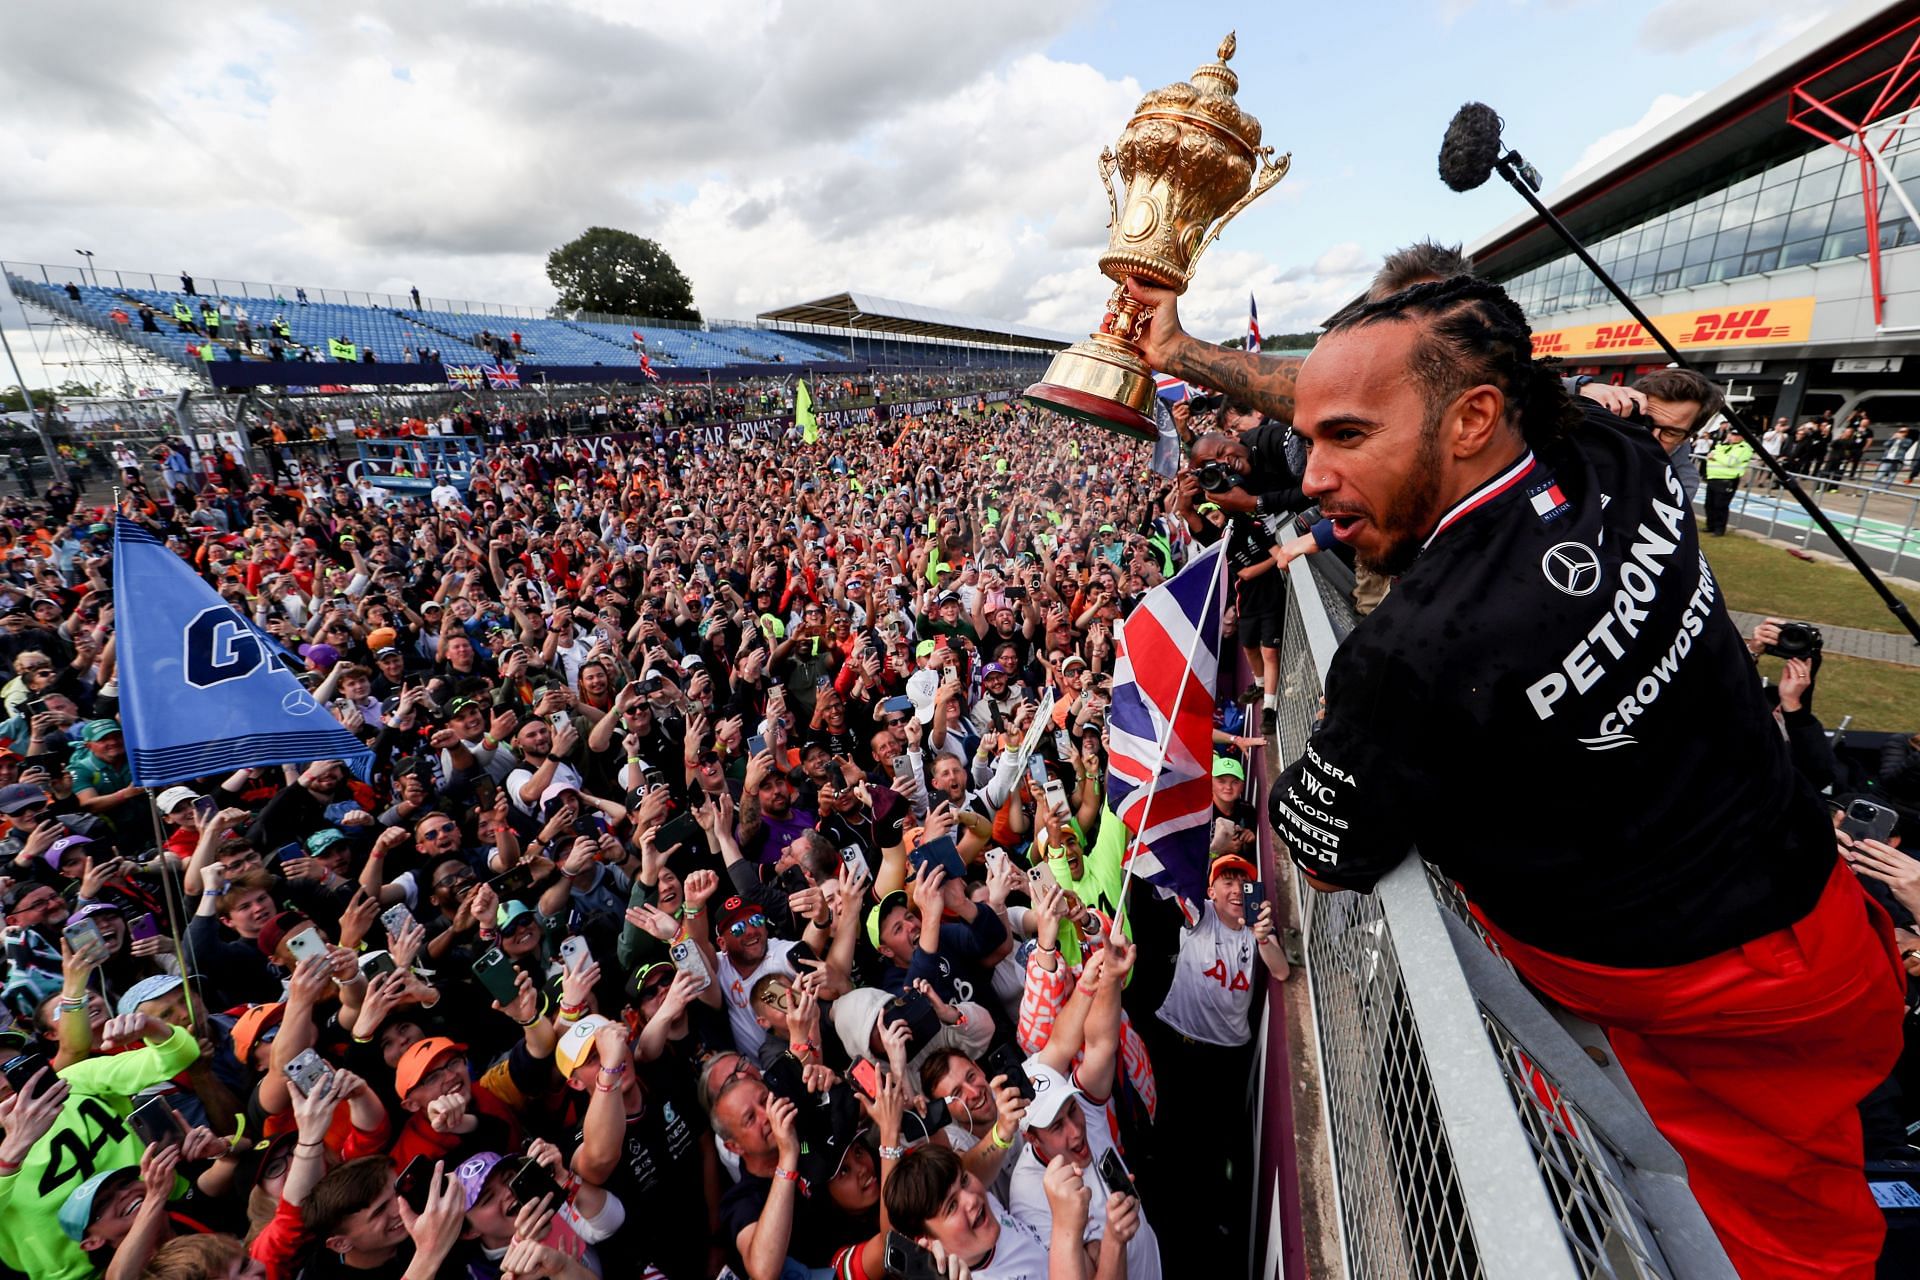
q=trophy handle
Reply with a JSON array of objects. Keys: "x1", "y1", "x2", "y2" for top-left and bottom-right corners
[
  {"x1": 1185, "y1": 148, "x2": 1293, "y2": 282},
  {"x1": 1098, "y1": 146, "x2": 1121, "y2": 229}
]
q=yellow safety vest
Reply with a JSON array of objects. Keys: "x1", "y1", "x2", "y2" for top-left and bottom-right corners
[{"x1": 173, "y1": 302, "x2": 192, "y2": 322}]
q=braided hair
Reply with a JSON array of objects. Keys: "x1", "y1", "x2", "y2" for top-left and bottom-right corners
[{"x1": 1329, "y1": 275, "x2": 1583, "y2": 447}]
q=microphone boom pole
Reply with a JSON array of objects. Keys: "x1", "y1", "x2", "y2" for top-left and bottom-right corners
[{"x1": 1449, "y1": 105, "x2": 1920, "y2": 646}]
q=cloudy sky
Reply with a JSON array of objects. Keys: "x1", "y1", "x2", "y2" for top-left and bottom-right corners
[{"x1": 1, "y1": 0, "x2": 1833, "y2": 384}]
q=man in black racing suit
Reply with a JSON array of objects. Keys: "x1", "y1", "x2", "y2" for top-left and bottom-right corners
[{"x1": 1259, "y1": 277, "x2": 1899, "y2": 1279}]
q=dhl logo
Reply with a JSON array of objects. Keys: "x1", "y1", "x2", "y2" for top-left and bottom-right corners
[
  {"x1": 1681, "y1": 308, "x2": 1789, "y2": 345},
  {"x1": 1531, "y1": 331, "x2": 1571, "y2": 355},
  {"x1": 1593, "y1": 324, "x2": 1650, "y2": 350}
]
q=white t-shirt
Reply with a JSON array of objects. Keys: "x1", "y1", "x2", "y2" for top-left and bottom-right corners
[
  {"x1": 429, "y1": 483, "x2": 465, "y2": 511},
  {"x1": 1154, "y1": 903, "x2": 1258, "y2": 1047},
  {"x1": 971, "y1": 1196, "x2": 1051, "y2": 1280},
  {"x1": 1007, "y1": 1092, "x2": 1161, "y2": 1280},
  {"x1": 717, "y1": 938, "x2": 798, "y2": 1059},
  {"x1": 505, "y1": 758, "x2": 584, "y2": 815}
]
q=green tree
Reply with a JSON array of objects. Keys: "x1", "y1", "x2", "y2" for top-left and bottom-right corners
[
  {"x1": 546, "y1": 227, "x2": 700, "y2": 321},
  {"x1": 0, "y1": 386, "x2": 54, "y2": 413}
]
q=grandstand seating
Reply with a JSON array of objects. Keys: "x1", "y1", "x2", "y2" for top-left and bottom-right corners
[{"x1": 7, "y1": 268, "x2": 1041, "y2": 376}]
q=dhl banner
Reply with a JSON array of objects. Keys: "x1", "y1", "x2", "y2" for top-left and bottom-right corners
[{"x1": 1531, "y1": 297, "x2": 1815, "y2": 358}]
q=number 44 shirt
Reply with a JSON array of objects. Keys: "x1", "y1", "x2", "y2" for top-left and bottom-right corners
[
  {"x1": 0, "y1": 1024, "x2": 200, "y2": 1280},
  {"x1": 1154, "y1": 903, "x2": 1260, "y2": 1047}
]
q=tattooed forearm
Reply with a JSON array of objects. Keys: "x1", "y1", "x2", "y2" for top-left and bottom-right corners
[{"x1": 1166, "y1": 335, "x2": 1303, "y2": 425}]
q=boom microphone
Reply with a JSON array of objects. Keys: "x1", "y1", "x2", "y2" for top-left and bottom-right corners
[
  {"x1": 1437, "y1": 102, "x2": 1505, "y2": 192},
  {"x1": 1436, "y1": 106, "x2": 1920, "y2": 647}
]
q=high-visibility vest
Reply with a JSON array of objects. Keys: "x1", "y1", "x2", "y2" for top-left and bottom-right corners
[
  {"x1": 1705, "y1": 439, "x2": 1754, "y2": 481},
  {"x1": 172, "y1": 302, "x2": 193, "y2": 323},
  {"x1": 202, "y1": 307, "x2": 218, "y2": 326},
  {"x1": 199, "y1": 342, "x2": 216, "y2": 363}
]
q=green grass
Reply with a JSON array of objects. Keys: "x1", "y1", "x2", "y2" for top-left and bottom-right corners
[
  {"x1": 1753, "y1": 651, "x2": 1920, "y2": 733},
  {"x1": 1706, "y1": 533, "x2": 1920, "y2": 636}
]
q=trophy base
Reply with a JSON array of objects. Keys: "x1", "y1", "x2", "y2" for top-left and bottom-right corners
[{"x1": 1022, "y1": 336, "x2": 1159, "y2": 441}]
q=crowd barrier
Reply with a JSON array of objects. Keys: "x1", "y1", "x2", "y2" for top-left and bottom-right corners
[{"x1": 1251, "y1": 557, "x2": 1735, "y2": 1280}]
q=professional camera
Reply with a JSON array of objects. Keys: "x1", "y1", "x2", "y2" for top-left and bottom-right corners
[
  {"x1": 1193, "y1": 460, "x2": 1247, "y2": 493},
  {"x1": 1763, "y1": 621, "x2": 1823, "y2": 660}
]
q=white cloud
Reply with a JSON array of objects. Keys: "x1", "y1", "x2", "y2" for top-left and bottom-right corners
[
  {"x1": 1636, "y1": 0, "x2": 1831, "y2": 55},
  {"x1": 1560, "y1": 91, "x2": 1705, "y2": 184}
]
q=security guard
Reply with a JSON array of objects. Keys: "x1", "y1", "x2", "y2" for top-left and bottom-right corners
[
  {"x1": 1259, "y1": 277, "x2": 1901, "y2": 1278},
  {"x1": 1701, "y1": 426, "x2": 1754, "y2": 536},
  {"x1": 171, "y1": 300, "x2": 195, "y2": 332}
]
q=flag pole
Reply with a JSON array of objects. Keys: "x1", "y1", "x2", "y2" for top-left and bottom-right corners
[
  {"x1": 110, "y1": 495, "x2": 205, "y2": 1035},
  {"x1": 1111, "y1": 544, "x2": 1225, "y2": 935}
]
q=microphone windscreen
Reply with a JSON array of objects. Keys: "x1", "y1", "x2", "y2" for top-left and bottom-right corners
[{"x1": 1438, "y1": 102, "x2": 1505, "y2": 192}]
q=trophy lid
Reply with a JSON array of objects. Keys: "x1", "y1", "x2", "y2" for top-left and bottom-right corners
[
  {"x1": 1129, "y1": 32, "x2": 1262, "y2": 155},
  {"x1": 1191, "y1": 32, "x2": 1240, "y2": 97}
]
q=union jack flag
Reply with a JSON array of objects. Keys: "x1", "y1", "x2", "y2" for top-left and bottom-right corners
[
  {"x1": 1106, "y1": 537, "x2": 1228, "y2": 907},
  {"x1": 486, "y1": 363, "x2": 520, "y2": 389},
  {"x1": 631, "y1": 330, "x2": 646, "y2": 346},
  {"x1": 639, "y1": 353, "x2": 661, "y2": 383},
  {"x1": 1154, "y1": 374, "x2": 1192, "y2": 403},
  {"x1": 1247, "y1": 293, "x2": 1262, "y2": 352},
  {"x1": 445, "y1": 365, "x2": 486, "y2": 389}
]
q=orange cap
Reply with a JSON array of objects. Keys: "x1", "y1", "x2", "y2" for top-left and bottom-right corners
[
  {"x1": 231, "y1": 1001, "x2": 286, "y2": 1062},
  {"x1": 394, "y1": 1036, "x2": 467, "y2": 1098}
]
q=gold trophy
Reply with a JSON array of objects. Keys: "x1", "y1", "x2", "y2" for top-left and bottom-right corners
[{"x1": 1025, "y1": 33, "x2": 1290, "y2": 440}]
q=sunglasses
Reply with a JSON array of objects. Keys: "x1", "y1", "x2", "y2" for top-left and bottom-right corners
[
  {"x1": 433, "y1": 871, "x2": 476, "y2": 891},
  {"x1": 726, "y1": 913, "x2": 768, "y2": 938},
  {"x1": 421, "y1": 825, "x2": 458, "y2": 841}
]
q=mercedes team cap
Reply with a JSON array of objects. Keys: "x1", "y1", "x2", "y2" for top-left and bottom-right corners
[
  {"x1": 1211, "y1": 756, "x2": 1246, "y2": 781},
  {"x1": 556, "y1": 1014, "x2": 613, "y2": 1080},
  {"x1": 1020, "y1": 1060, "x2": 1083, "y2": 1131},
  {"x1": 865, "y1": 890, "x2": 911, "y2": 951}
]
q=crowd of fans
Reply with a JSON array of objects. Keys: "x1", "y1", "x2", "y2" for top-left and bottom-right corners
[{"x1": 0, "y1": 392, "x2": 1293, "y2": 1280}]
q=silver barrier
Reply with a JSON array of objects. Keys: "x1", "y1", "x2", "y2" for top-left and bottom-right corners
[{"x1": 1277, "y1": 558, "x2": 1733, "y2": 1280}]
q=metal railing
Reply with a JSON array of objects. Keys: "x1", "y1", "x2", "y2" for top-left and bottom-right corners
[
  {"x1": 1721, "y1": 461, "x2": 1920, "y2": 577},
  {"x1": 1272, "y1": 557, "x2": 1732, "y2": 1280}
]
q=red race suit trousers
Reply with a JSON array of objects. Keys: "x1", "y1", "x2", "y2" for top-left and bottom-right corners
[{"x1": 1477, "y1": 858, "x2": 1905, "y2": 1279}]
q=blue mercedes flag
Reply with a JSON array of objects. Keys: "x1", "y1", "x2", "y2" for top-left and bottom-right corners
[{"x1": 112, "y1": 518, "x2": 373, "y2": 787}]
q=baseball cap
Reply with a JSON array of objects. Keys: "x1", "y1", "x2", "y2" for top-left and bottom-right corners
[
  {"x1": 495, "y1": 900, "x2": 540, "y2": 932},
  {"x1": 44, "y1": 833, "x2": 94, "y2": 867},
  {"x1": 374, "y1": 646, "x2": 402, "y2": 660},
  {"x1": 555, "y1": 1014, "x2": 613, "y2": 1080},
  {"x1": 914, "y1": 639, "x2": 936, "y2": 659},
  {"x1": 257, "y1": 911, "x2": 315, "y2": 958},
  {"x1": 451, "y1": 1152, "x2": 507, "y2": 1210},
  {"x1": 714, "y1": 895, "x2": 760, "y2": 934},
  {"x1": 1060, "y1": 655, "x2": 1087, "y2": 671},
  {"x1": 981, "y1": 662, "x2": 1008, "y2": 677},
  {"x1": 1021, "y1": 1061, "x2": 1083, "y2": 1131},
  {"x1": 1209, "y1": 853, "x2": 1258, "y2": 884},
  {"x1": 865, "y1": 890, "x2": 911, "y2": 951},
  {"x1": 69, "y1": 901, "x2": 123, "y2": 925},
  {"x1": 297, "y1": 643, "x2": 340, "y2": 670},
  {"x1": 394, "y1": 1036, "x2": 467, "y2": 1097},
  {"x1": 231, "y1": 1002, "x2": 286, "y2": 1062},
  {"x1": 58, "y1": 1165, "x2": 138, "y2": 1242},
  {"x1": 1212, "y1": 756, "x2": 1246, "y2": 781},
  {"x1": 79, "y1": 719, "x2": 122, "y2": 743},
  {"x1": 116, "y1": 973, "x2": 183, "y2": 1017},
  {"x1": 0, "y1": 783, "x2": 46, "y2": 813},
  {"x1": 304, "y1": 828, "x2": 350, "y2": 855},
  {"x1": 156, "y1": 786, "x2": 199, "y2": 814}
]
